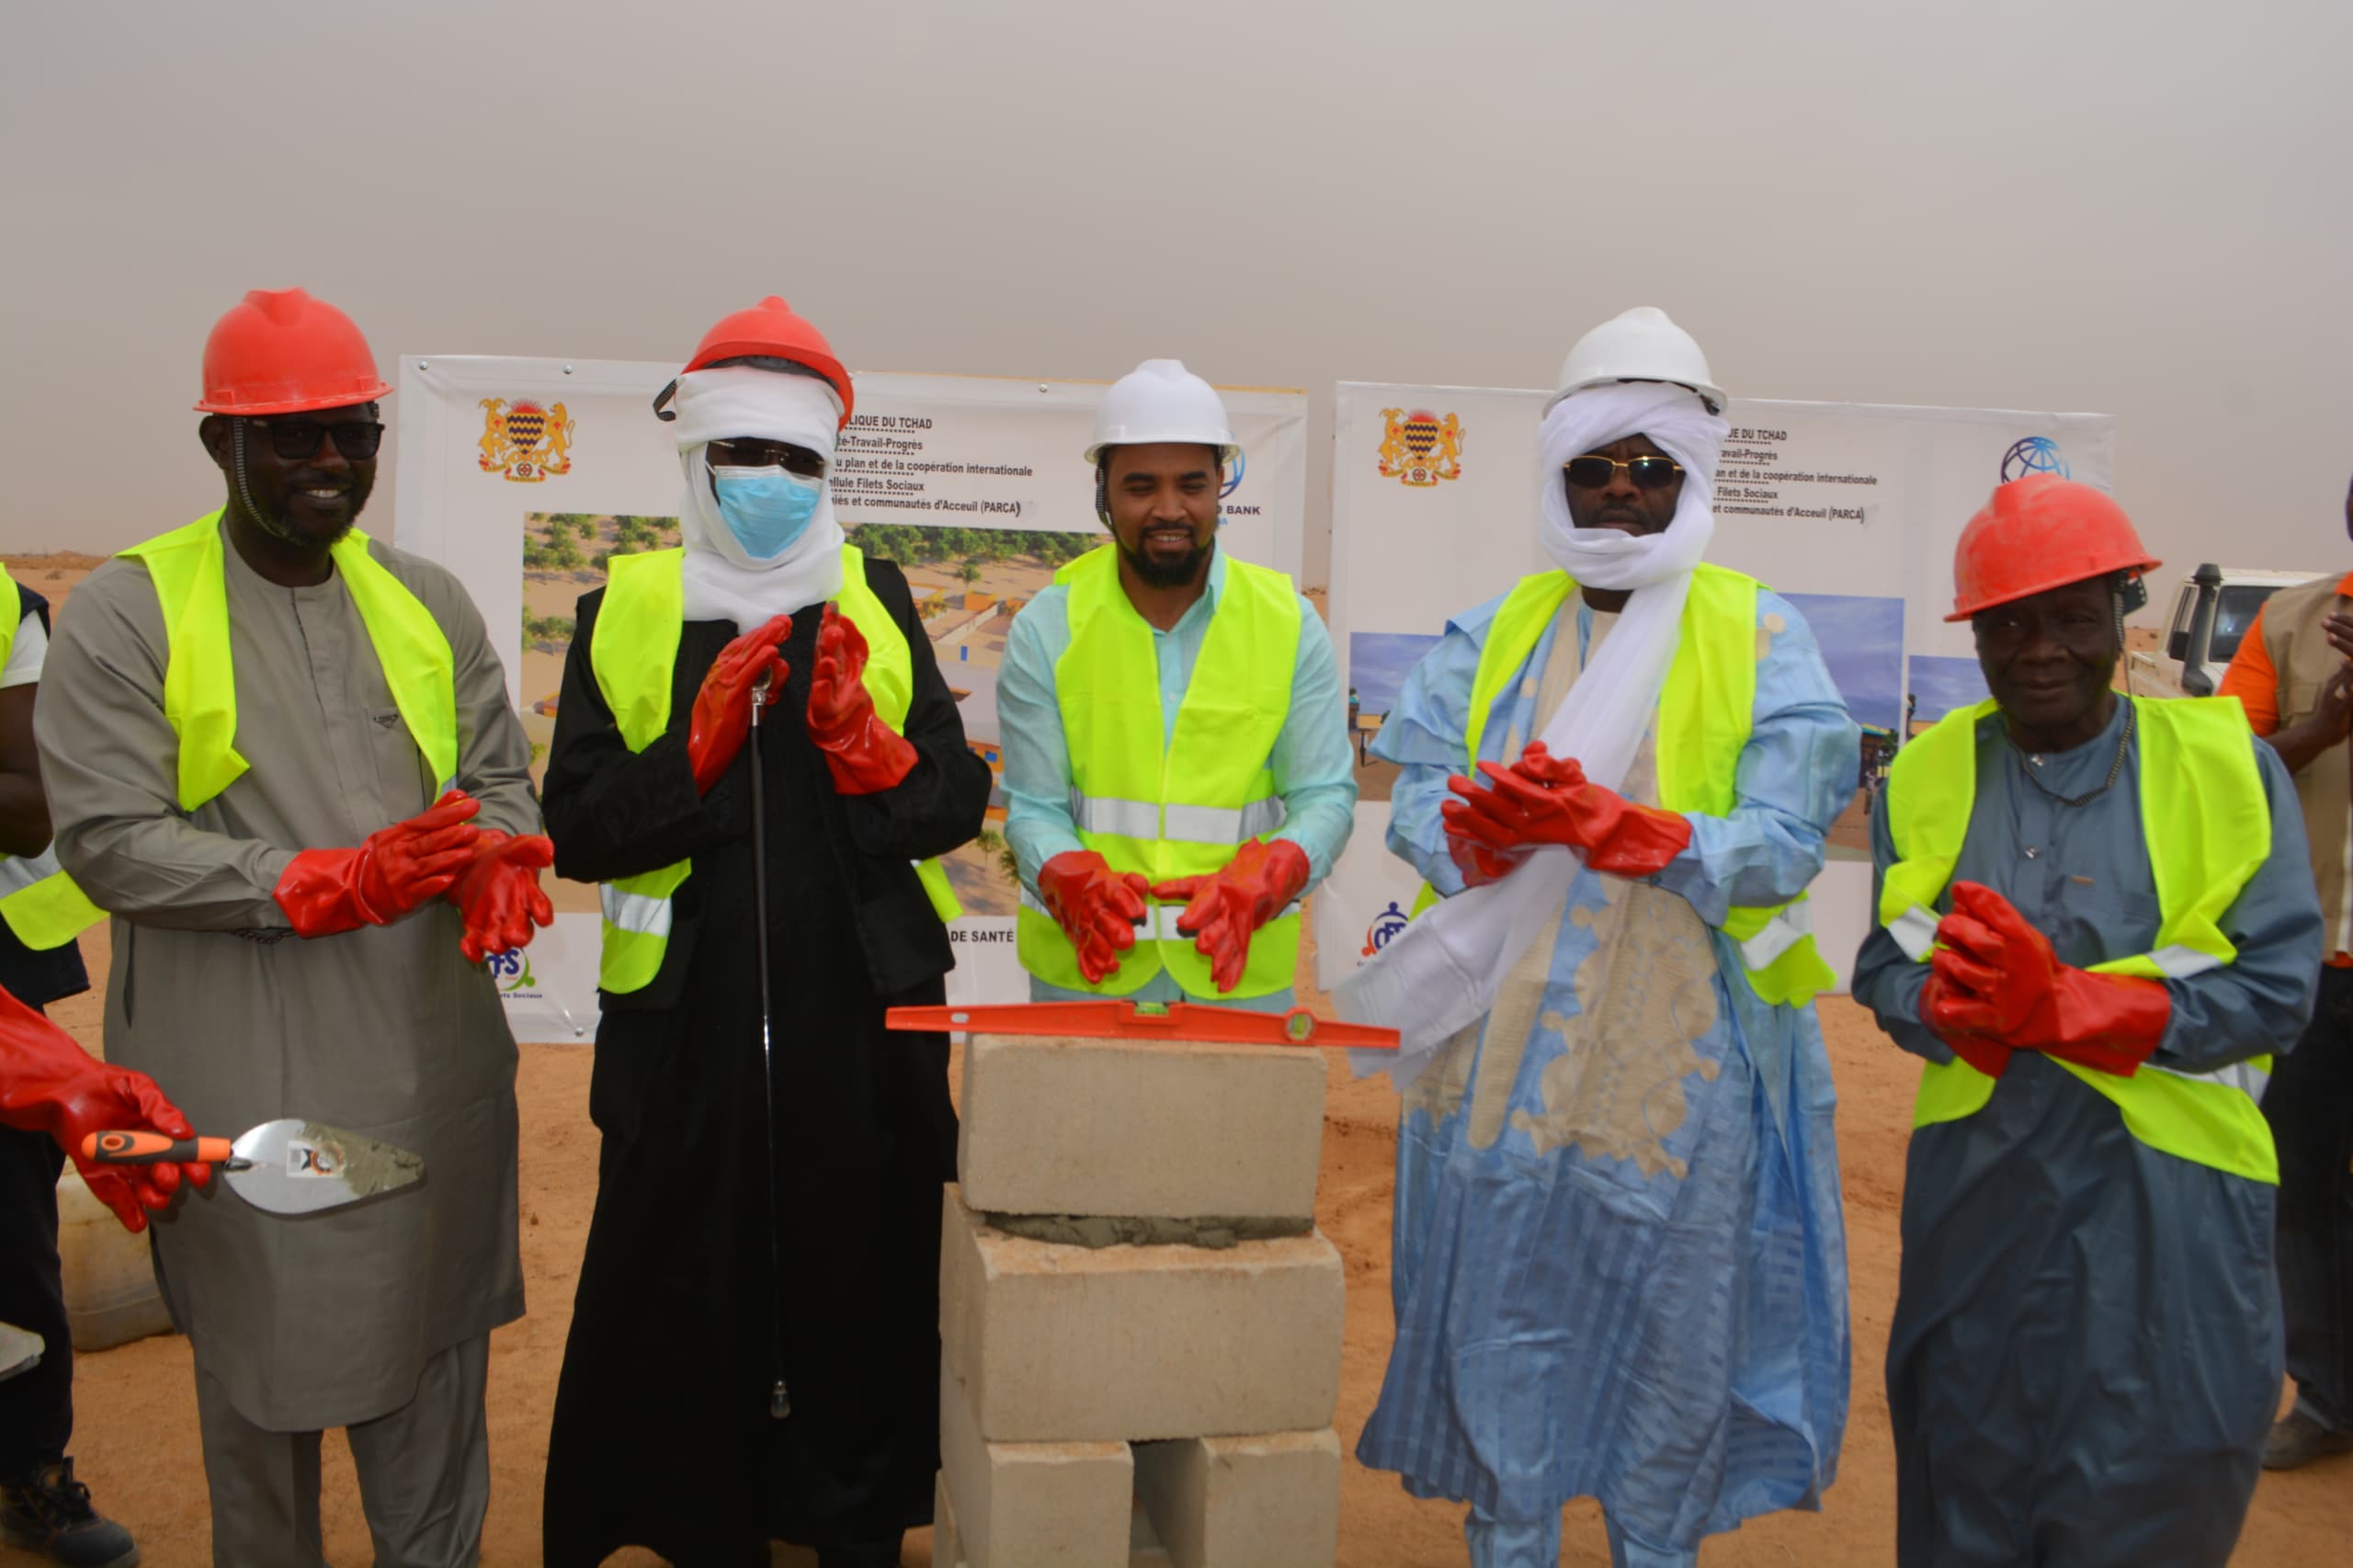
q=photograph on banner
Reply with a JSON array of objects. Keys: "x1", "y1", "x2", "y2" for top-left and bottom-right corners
[
  {"x1": 400, "y1": 358, "x2": 1308, "y2": 1023},
  {"x1": 1906, "y1": 653, "x2": 1992, "y2": 730},
  {"x1": 514, "y1": 508, "x2": 1098, "y2": 920},
  {"x1": 1780, "y1": 592, "x2": 1904, "y2": 858},
  {"x1": 1347, "y1": 630, "x2": 1441, "y2": 801},
  {"x1": 1316, "y1": 381, "x2": 2116, "y2": 996},
  {"x1": 810, "y1": 517, "x2": 1099, "y2": 919}
]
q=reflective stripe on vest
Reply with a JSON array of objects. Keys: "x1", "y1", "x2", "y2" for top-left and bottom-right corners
[
  {"x1": 1066, "y1": 789, "x2": 1289, "y2": 846},
  {"x1": 1015, "y1": 546, "x2": 1304, "y2": 998},
  {"x1": 0, "y1": 583, "x2": 103, "y2": 950},
  {"x1": 1881, "y1": 695, "x2": 2278, "y2": 1183},
  {"x1": 0, "y1": 844, "x2": 103, "y2": 951},
  {"x1": 120, "y1": 512, "x2": 459, "y2": 811},
  {"x1": 588, "y1": 545, "x2": 959, "y2": 995},
  {"x1": 1407, "y1": 564, "x2": 1836, "y2": 1006}
]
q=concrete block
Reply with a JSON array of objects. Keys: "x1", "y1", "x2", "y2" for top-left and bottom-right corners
[
  {"x1": 939, "y1": 1352, "x2": 1132, "y2": 1568},
  {"x1": 1132, "y1": 1429, "x2": 1342, "y2": 1568},
  {"x1": 959, "y1": 1032, "x2": 1324, "y2": 1221},
  {"x1": 932, "y1": 1475, "x2": 1175, "y2": 1568},
  {"x1": 940, "y1": 1186, "x2": 1344, "y2": 1442}
]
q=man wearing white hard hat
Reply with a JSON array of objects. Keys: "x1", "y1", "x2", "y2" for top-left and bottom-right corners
[
  {"x1": 1343, "y1": 308, "x2": 1857, "y2": 1567},
  {"x1": 998, "y1": 359, "x2": 1354, "y2": 1005}
]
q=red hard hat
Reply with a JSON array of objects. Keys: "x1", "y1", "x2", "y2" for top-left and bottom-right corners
[
  {"x1": 1945, "y1": 474, "x2": 2161, "y2": 622},
  {"x1": 682, "y1": 296, "x2": 853, "y2": 426},
  {"x1": 194, "y1": 288, "x2": 392, "y2": 415}
]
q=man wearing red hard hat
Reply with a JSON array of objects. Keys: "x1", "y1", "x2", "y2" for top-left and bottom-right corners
[
  {"x1": 32, "y1": 289, "x2": 553, "y2": 1564},
  {"x1": 538, "y1": 298, "x2": 988, "y2": 1568},
  {"x1": 1855, "y1": 474, "x2": 2322, "y2": 1566}
]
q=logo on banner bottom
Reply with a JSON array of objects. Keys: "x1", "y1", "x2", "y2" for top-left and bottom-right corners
[{"x1": 1362, "y1": 900, "x2": 1412, "y2": 958}]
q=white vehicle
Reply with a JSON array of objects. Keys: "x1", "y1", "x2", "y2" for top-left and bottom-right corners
[{"x1": 2131, "y1": 565, "x2": 2318, "y2": 697}]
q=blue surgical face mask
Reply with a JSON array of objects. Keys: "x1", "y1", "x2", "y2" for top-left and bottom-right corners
[{"x1": 710, "y1": 464, "x2": 824, "y2": 560}]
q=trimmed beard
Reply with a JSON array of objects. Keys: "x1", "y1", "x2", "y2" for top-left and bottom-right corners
[{"x1": 1120, "y1": 532, "x2": 1214, "y2": 590}]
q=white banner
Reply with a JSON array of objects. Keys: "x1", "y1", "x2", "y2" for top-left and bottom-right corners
[
  {"x1": 1319, "y1": 388, "x2": 2115, "y2": 994},
  {"x1": 392, "y1": 356, "x2": 1307, "y2": 1042}
]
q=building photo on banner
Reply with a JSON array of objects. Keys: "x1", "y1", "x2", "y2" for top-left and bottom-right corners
[
  {"x1": 392, "y1": 358, "x2": 1307, "y2": 1040},
  {"x1": 1319, "y1": 385, "x2": 2113, "y2": 994}
]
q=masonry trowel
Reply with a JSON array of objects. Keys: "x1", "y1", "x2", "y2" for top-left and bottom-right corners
[{"x1": 81, "y1": 1119, "x2": 424, "y2": 1215}]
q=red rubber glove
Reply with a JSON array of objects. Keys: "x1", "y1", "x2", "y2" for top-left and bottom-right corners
[
  {"x1": 0, "y1": 986, "x2": 209, "y2": 1233},
  {"x1": 1151, "y1": 837, "x2": 1313, "y2": 994},
  {"x1": 1921, "y1": 881, "x2": 2170, "y2": 1076},
  {"x1": 1447, "y1": 831, "x2": 1529, "y2": 889},
  {"x1": 806, "y1": 606, "x2": 918, "y2": 795},
  {"x1": 273, "y1": 791, "x2": 483, "y2": 938},
  {"x1": 1918, "y1": 971, "x2": 2016, "y2": 1079},
  {"x1": 446, "y1": 829, "x2": 557, "y2": 964},
  {"x1": 1038, "y1": 849, "x2": 1150, "y2": 984},
  {"x1": 1441, "y1": 743, "x2": 1693, "y2": 878},
  {"x1": 688, "y1": 615, "x2": 791, "y2": 795}
]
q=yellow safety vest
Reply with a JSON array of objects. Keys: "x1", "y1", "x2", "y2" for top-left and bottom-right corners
[
  {"x1": 0, "y1": 576, "x2": 103, "y2": 950},
  {"x1": 589, "y1": 544, "x2": 960, "y2": 995},
  {"x1": 1409, "y1": 564, "x2": 1836, "y2": 1007},
  {"x1": 120, "y1": 511, "x2": 459, "y2": 812},
  {"x1": 1014, "y1": 545, "x2": 1304, "y2": 999},
  {"x1": 1879, "y1": 695, "x2": 2278, "y2": 1183}
]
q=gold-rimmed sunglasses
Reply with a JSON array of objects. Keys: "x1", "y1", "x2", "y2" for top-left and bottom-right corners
[{"x1": 1562, "y1": 454, "x2": 1684, "y2": 491}]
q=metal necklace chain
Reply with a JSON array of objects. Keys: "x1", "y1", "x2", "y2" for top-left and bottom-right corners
[{"x1": 2013, "y1": 698, "x2": 2136, "y2": 808}]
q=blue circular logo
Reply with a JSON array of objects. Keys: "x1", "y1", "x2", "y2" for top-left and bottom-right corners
[
  {"x1": 1221, "y1": 449, "x2": 1246, "y2": 499},
  {"x1": 2000, "y1": 437, "x2": 2069, "y2": 482},
  {"x1": 1361, "y1": 900, "x2": 1410, "y2": 957}
]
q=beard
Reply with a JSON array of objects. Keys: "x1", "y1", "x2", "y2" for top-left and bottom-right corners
[
  {"x1": 239, "y1": 494, "x2": 358, "y2": 550},
  {"x1": 1119, "y1": 531, "x2": 1213, "y2": 590}
]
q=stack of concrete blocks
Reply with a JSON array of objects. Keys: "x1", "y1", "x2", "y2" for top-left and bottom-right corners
[{"x1": 936, "y1": 1028, "x2": 1347, "y2": 1568}]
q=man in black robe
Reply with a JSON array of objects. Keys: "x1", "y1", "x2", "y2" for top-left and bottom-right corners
[{"x1": 540, "y1": 298, "x2": 990, "y2": 1568}]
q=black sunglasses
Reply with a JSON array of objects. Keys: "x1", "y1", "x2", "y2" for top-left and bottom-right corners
[
  {"x1": 247, "y1": 416, "x2": 385, "y2": 462},
  {"x1": 707, "y1": 437, "x2": 826, "y2": 478},
  {"x1": 1563, "y1": 454, "x2": 1683, "y2": 491}
]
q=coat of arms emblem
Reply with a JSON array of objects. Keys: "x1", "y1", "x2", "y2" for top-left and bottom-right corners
[
  {"x1": 478, "y1": 399, "x2": 574, "y2": 483},
  {"x1": 1377, "y1": 408, "x2": 1463, "y2": 487}
]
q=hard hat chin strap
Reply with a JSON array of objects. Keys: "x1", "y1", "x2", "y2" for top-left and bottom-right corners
[{"x1": 229, "y1": 418, "x2": 301, "y2": 547}]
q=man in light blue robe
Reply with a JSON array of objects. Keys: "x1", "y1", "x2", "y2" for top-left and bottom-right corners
[
  {"x1": 1360, "y1": 587, "x2": 1858, "y2": 1567},
  {"x1": 1355, "y1": 322, "x2": 1858, "y2": 1566}
]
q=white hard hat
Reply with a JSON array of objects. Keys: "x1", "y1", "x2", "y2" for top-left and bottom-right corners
[
  {"x1": 1085, "y1": 358, "x2": 1240, "y2": 465},
  {"x1": 1546, "y1": 306, "x2": 1726, "y2": 416}
]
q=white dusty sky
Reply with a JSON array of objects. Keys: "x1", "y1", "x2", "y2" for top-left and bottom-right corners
[{"x1": 4, "y1": 1, "x2": 2347, "y2": 589}]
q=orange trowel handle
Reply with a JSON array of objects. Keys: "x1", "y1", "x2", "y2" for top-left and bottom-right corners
[{"x1": 81, "y1": 1130, "x2": 236, "y2": 1165}]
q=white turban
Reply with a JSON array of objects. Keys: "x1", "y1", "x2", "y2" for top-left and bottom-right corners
[
  {"x1": 1341, "y1": 381, "x2": 1732, "y2": 1076},
  {"x1": 670, "y1": 366, "x2": 847, "y2": 632}
]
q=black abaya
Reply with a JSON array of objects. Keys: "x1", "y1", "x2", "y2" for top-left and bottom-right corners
[{"x1": 540, "y1": 556, "x2": 989, "y2": 1566}]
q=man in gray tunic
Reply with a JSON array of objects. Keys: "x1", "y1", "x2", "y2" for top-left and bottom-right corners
[{"x1": 33, "y1": 289, "x2": 551, "y2": 1567}]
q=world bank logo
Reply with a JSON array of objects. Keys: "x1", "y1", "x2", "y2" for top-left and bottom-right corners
[
  {"x1": 1221, "y1": 448, "x2": 1246, "y2": 499},
  {"x1": 2000, "y1": 437, "x2": 2070, "y2": 483}
]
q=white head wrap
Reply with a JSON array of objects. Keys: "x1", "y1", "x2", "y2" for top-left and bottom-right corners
[
  {"x1": 669, "y1": 365, "x2": 847, "y2": 632},
  {"x1": 1340, "y1": 381, "x2": 1732, "y2": 1076}
]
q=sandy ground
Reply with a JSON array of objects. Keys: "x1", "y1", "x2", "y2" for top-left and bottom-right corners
[{"x1": 17, "y1": 924, "x2": 2351, "y2": 1568}]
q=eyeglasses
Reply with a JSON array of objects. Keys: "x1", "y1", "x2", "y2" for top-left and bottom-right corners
[
  {"x1": 708, "y1": 438, "x2": 826, "y2": 478},
  {"x1": 247, "y1": 417, "x2": 385, "y2": 462},
  {"x1": 1563, "y1": 454, "x2": 1684, "y2": 490}
]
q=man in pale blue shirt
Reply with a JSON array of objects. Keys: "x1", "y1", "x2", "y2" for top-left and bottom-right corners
[{"x1": 997, "y1": 359, "x2": 1353, "y2": 1008}]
